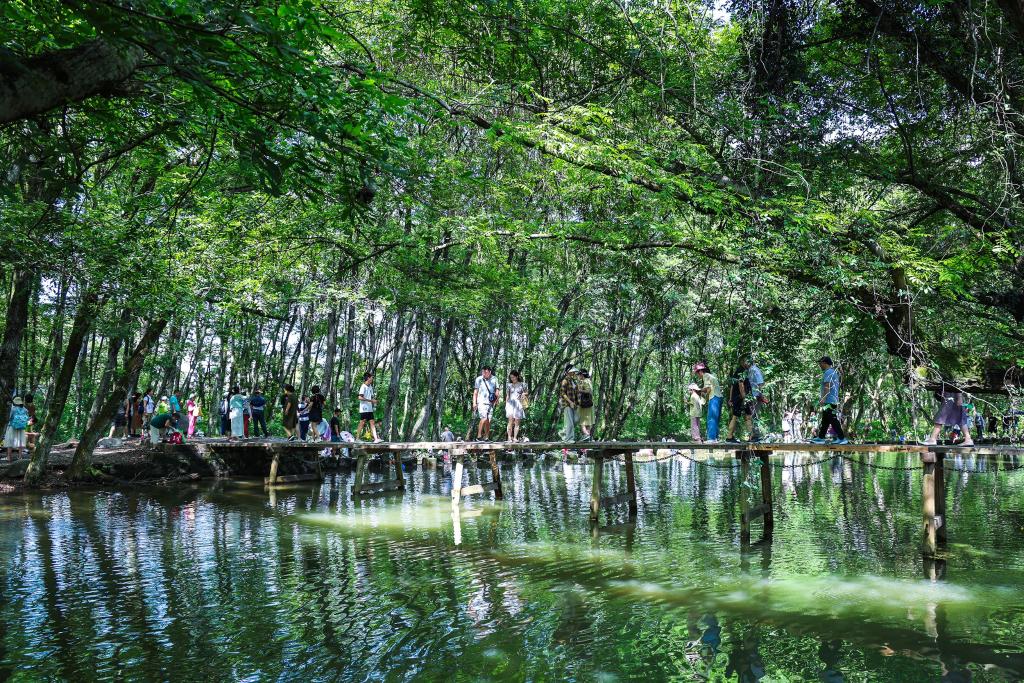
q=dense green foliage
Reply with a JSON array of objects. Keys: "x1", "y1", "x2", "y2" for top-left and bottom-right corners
[{"x1": 2, "y1": 0, "x2": 1024, "y2": 465}]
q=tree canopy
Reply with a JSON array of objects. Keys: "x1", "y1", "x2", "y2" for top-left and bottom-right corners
[{"x1": 2, "y1": 0, "x2": 1023, "y2": 480}]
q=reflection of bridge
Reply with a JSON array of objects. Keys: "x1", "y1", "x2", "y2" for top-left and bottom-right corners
[{"x1": 195, "y1": 439, "x2": 1024, "y2": 556}]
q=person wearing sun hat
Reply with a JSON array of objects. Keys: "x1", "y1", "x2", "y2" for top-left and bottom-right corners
[
  {"x1": 693, "y1": 362, "x2": 723, "y2": 442},
  {"x1": 5, "y1": 396, "x2": 30, "y2": 461}
]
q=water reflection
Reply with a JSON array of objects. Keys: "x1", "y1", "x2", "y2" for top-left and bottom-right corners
[{"x1": 0, "y1": 453, "x2": 1022, "y2": 680}]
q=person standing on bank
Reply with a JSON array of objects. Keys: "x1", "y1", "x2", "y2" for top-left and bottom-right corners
[
  {"x1": 249, "y1": 388, "x2": 268, "y2": 437},
  {"x1": 559, "y1": 367, "x2": 579, "y2": 442},
  {"x1": 186, "y1": 394, "x2": 201, "y2": 437},
  {"x1": 473, "y1": 366, "x2": 499, "y2": 441},
  {"x1": 576, "y1": 369, "x2": 594, "y2": 442},
  {"x1": 810, "y1": 357, "x2": 849, "y2": 444},
  {"x1": 921, "y1": 385, "x2": 975, "y2": 446},
  {"x1": 5, "y1": 396, "x2": 29, "y2": 461},
  {"x1": 505, "y1": 370, "x2": 529, "y2": 442},
  {"x1": 357, "y1": 372, "x2": 382, "y2": 443},
  {"x1": 110, "y1": 393, "x2": 129, "y2": 438},
  {"x1": 228, "y1": 387, "x2": 246, "y2": 440},
  {"x1": 694, "y1": 362, "x2": 723, "y2": 442},
  {"x1": 281, "y1": 384, "x2": 298, "y2": 441}
]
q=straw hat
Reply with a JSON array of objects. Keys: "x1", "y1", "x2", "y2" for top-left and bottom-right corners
[
  {"x1": 12, "y1": 396, "x2": 24, "y2": 406},
  {"x1": 688, "y1": 383, "x2": 701, "y2": 391}
]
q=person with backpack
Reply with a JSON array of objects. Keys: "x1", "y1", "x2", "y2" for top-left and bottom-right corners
[
  {"x1": 249, "y1": 388, "x2": 268, "y2": 438},
  {"x1": 558, "y1": 367, "x2": 580, "y2": 442},
  {"x1": 576, "y1": 369, "x2": 595, "y2": 442},
  {"x1": 356, "y1": 372, "x2": 382, "y2": 443},
  {"x1": 5, "y1": 396, "x2": 30, "y2": 461},
  {"x1": 725, "y1": 365, "x2": 751, "y2": 443},
  {"x1": 504, "y1": 370, "x2": 529, "y2": 442},
  {"x1": 473, "y1": 366, "x2": 500, "y2": 441},
  {"x1": 809, "y1": 356, "x2": 849, "y2": 445},
  {"x1": 742, "y1": 356, "x2": 765, "y2": 442}
]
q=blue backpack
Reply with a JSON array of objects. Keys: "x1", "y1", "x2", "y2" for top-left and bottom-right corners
[{"x1": 10, "y1": 406, "x2": 29, "y2": 430}]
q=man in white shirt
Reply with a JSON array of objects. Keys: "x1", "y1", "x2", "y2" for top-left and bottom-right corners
[
  {"x1": 472, "y1": 366, "x2": 500, "y2": 441},
  {"x1": 356, "y1": 372, "x2": 382, "y2": 442}
]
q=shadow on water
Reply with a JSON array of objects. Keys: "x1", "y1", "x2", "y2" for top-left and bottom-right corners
[{"x1": 0, "y1": 452, "x2": 1023, "y2": 680}]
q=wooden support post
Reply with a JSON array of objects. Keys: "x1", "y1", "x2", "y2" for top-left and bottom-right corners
[
  {"x1": 394, "y1": 452, "x2": 405, "y2": 487},
  {"x1": 488, "y1": 450, "x2": 504, "y2": 500},
  {"x1": 451, "y1": 450, "x2": 465, "y2": 508},
  {"x1": 590, "y1": 453, "x2": 604, "y2": 522},
  {"x1": 267, "y1": 452, "x2": 281, "y2": 486},
  {"x1": 922, "y1": 450, "x2": 947, "y2": 555},
  {"x1": 934, "y1": 451, "x2": 946, "y2": 547},
  {"x1": 737, "y1": 450, "x2": 751, "y2": 546},
  {"x1": 624, "y1": 450, "x2": 638, "y2": 516},
  {"x1": 350, "y1": 452, "x2": 367, "y2": 494},
  {"x1": 758, "y1": 450, "x2": 774, "y2": 537}
]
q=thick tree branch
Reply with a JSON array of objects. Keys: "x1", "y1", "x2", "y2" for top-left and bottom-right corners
[{"x1": 0, "y1": 40, "x2": 144, "y2": 125}]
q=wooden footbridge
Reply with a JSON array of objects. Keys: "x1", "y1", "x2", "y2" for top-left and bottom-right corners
[{"x1": 194, "y1": 438, "x2": 1024, "y2": 555}]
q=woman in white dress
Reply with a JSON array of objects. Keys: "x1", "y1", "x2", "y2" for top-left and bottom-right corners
[
  {"x1": 228, "y1": 387, "x2": 245, "y2": 440},
  {"x1": 505, "y1": 370, "x2": 528, "y2": 442}
]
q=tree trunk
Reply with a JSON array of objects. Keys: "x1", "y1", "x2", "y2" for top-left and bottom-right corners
[
  {"x1": 322, "y1": 303, "x2": 339, "y2": 402},
  {"x1": 84, "y1": 308, "x2": 132, "y2": 422},
  {"x1": 68, "y1": 318, "x2": 166, "y2": 480},
  {"x1": 25, "y1": 290, "x2": 100, "y2": 486},
  {"x1": 381, "y1": 310, "x2": 410, "y2": 439},
  {"x1": 340, "y1": 303, "x2": 356, "y2": 428},
  {"x1": 0, "y1": 268, "x2": 33, "y2": 434}
]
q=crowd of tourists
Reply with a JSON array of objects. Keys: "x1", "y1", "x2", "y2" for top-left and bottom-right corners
[{"x1": 4, "y1": 352, "x2": 1018, "y2": 459}]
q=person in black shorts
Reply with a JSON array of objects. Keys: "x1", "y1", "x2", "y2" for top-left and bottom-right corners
[
  {"x1": 725, "y1": 365, "x2": 751, "y2": 442},
  {"x1": 307, "y1": 385, "x2": 326, "y2": 441},
  {"x1": 356, "y1": 372, "x2": 381, "y2": 442}
]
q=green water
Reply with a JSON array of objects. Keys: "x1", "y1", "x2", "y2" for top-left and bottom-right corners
[{"x1": 2, "y1": 453, "x2": 1024, "y2": 681}]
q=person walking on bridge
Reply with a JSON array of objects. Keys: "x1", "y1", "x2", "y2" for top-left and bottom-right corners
[
  {"x1": 742, "y1": 357, "x2": 765, "y2": 442},
  {"x1": 809, "y1": 357, "x2": 848, "y2": 445},
  {"x1": 473, "y1": 366, "x2": 499, "y2": 441},
  {"x1": 558, "y1": 367, "x2": 580, "y2": 442},
  {"x1": 249, "y1": 388, "x2": 268, "y2": 437},
  {"x1": 281, "y1": 384, "x2": 298, "y2": 441},
  {"x1": 921, "y1": 386, "x2": 974, "y2": 446},
  {"x1": 694, "y1": 362, "x2": 723, "y2": 442},
  {"x1": 356, "y1": 372, "x2": 382, "y2": 443}
]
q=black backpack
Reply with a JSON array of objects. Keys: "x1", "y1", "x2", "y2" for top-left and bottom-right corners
[{"x1": 579, "y1": 383, "x2": 593, "y2": 408}]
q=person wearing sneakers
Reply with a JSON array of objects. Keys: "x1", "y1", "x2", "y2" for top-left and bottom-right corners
[
  {"x1": 473, "y1": 366, "x2": 500, "y2": 441},
  {"x1": 921, "y1": 385, "x2": 974, "y2": 446},
  {"x1": 356, "y1": 372, "x2": 382, "y2": 442},
  {"x1": 809, "y1": 356, "x2": 848, "y2": 445}
]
